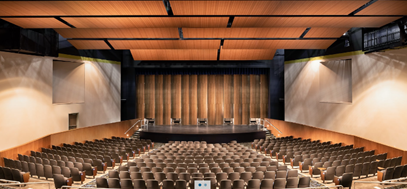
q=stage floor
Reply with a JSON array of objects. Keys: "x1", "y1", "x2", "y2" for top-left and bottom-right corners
[{"x1": 139, "y1": 125, "x2": 266, "y2": 143}]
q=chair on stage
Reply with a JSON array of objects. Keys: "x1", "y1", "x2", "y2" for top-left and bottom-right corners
[{"x1": 197, "y1": 118, "x2": 208, "y2": 126}]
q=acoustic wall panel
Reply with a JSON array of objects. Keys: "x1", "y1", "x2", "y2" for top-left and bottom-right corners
[
  {"x1": 224, "y1": 75, "x2": 234, "y2": 119},
  {"x1": 197, "y1": 75, "x2": 208, "y2": 120},
  {"x1": 171, "y1": 75, "x2": 182, "y2": 119},
  {"x1": 136, "y1": 75, "x2": 145, "y2": 119},
  {"x1": 260, "y1": 75, "x2": 269, "y2": 119},
  {"x1": 234, "y1": 75, "x2": 242, "y2": 125},
  {"x1": 189, "y1": 75, "x2": 198, "y2": 125},
  {"x1": 216, "y1": 75, "x2": 224, "y2": 125},
  {"x1": 250, "y1": 75, "x2": 260, "y2": 119},
  {"x1": 145, "y1": 75, "x2": 155, "y2": 118},
  {"x1": 62, "y1": 17, "x2": 229, "y2": 28},
  {"x1": 170, "y1": 0, "x2": 368, "y2": 15},
  {"x1": 183, "y1": 28, "x2": 306, "y2": 38},
  {"x1": 208, "y1": 75, "x2": 217, "y2": 125},
  {"x1": 163, "y1": 75, "x2": 172, "y2": 125},
  {"x1": 155, "y1": 75, "x2": 164, "y2": 125},
  {"x1": 232, "y1": 17, "x2": 401, "y2": 28},
  {"x1": 181, "y1": 75, "x2": 190, "y2": 125},
  {"x1": 0, "y1": 1, "x2": 167, "y2": 16},
  {"x1": 241, "y1": 75, "x2": 250, "y2": 125},
  {"x1": 135, "y1": 74, "x2": 268, "y2": 125}
]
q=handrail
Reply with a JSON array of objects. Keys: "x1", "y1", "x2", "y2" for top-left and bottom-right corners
[
  {"x1": 262, "y1": 119, "x2": 283, "y2": 134},
  {"x1": 62, "y1": 187, "x2": 109, "y2": 189},
  {"x1": 0, "y1": 181, "x2": 52, "y2": 189},
  {"x1": 124, "y1": 119, "x2": 141, "y2": 135},
  {"x1": 0, "y1": 179, "x2": 21, "y2": 183},
  {"x1": 353, "y1": 180, "x2": 407, "y2": 189}
]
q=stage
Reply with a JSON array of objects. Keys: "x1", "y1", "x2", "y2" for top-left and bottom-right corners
[{"x1": 139, "y1": 125, "x2": 266, "y2": 143}]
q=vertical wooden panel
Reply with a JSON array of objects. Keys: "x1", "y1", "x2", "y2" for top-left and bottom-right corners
[
  {"x1": 241, "y1": 75, "x2": 250, "y2": 124},
  {"x1": 190, "y1": 75, "x2": 198, "y2": 125},
  {"x1": 233, "y1": 75, "x2": 242, "y2": 125},
  {"x1": 250, "y1": 75, "x2": 260, "y2": 118},
  {"x1": 181, "y1": 75, "x2": 190, "y2": 125},
  {"x1": 155, "y1": 75, "x2": 163, "y2": 125},
  {"x1": 136, "y1": 75, "x2": 145, "y2": 118},
  {"x1": 171, "y1": 75, "x2": 182, "y2": 118},
  {"x1": 198, "y1": 75, "x2": 208, "y2": 119},
  {"x1": 163, "y1": 75, "x2": 172, "y2": 125},
  {"x1": 260, "y1": 74, "x2": 269, "y2": 119},
  {"x1": 208, "y1": 75, "x2": 217, "y2": 125},
  {"x1": 215, "y1": 75, "x2": 224, "y2": 125},
  {"x1": 145, "y1": 75, "x2": 155, "y2": 118},
  {"x1": 223, "y1": 75, "x2": 233, "y2": 118}
]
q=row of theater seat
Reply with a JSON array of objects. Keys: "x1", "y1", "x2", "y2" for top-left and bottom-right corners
[
  {"x1": 0, "y1": 166, "x2": 29, "y2": 183},
  {"x1": 377, "y1": 164, "x2": 407, "y2": 181}
]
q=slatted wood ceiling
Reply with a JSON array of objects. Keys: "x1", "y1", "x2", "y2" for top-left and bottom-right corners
[
  {"x1": 55, "y1": 28, "x2": 179, "y2": 39},
  {"x1": 356, "y1": 0, "x2": 407, "y2": 15},
  {"x1": 0, "y1": 18, "x2": 70, "y2": 28},
  {"x1": 183, "y1": 28, "x2": 306, "y2": 38},
  {"x1": 62, "y1": 17, "x2": 229, "y2": 28},
  {"x1": 232, "y1": 17, "x2": 401, "y2": 28},
  {"x1": 170, "y1": 0, "x2": 369, "y2": 15},
  {"x1": 223, "y1": 40, "x2": 336, "y2": 49},
  {"x1": 220, "y1": 49, "x2": 277, "y2": 60},
  {"x1": 67, "y1": 40, "x2": 111, "y2": 50},
  {"x1": 109, "y1": 40, "x2": 221, "y2": 49},
  {"x1": 304, "y1": 27, "x2": 351, "y2": 38},
  {"x1": 0, "y1": 1, "x2": 167, "y2": 16},
  {"x1": 130, "y1": 49, "x2": 218, "y2": 60}
]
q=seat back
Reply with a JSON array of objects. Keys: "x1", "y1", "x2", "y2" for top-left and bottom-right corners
[
  {"x1": 286, "y1": 177, "x2": 299, "y2": 188},
  {"x1": 298, "y1": 177, "x2": 310, "y2": 188},
  {"x1": 96, "y1": 178, "x2": 109, "y2": 188}
]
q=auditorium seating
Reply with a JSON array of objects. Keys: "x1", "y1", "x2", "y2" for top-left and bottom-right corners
[
  {"x1": 91, "y1": 140, "x2": 311, "y2": 189},
  {"x1": 253, "y1": 136, "x2": 405, "y2": 183}
]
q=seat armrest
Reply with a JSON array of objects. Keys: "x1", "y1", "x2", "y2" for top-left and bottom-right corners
[
  {"x1": 23, "y1": 172, "x2": 30, "y2": 182},
  {"x1": 333, "y1": 176, "x2": 341, "y2": 185},
  {"x1": 377, "y1": 170, "x2": 384, "y2": 181}
]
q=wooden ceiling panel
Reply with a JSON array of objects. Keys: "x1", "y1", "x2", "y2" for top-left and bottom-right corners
[
  {"x1": 68, "y1": 40, "x2": 111, "y2": 50},
  {"x1": 223, "y1": 40, "x2": 336, "y2": 49},
  {"x1": 54, "y1": 28, "x2": 179, "y2": 39},
  {"x1": 304, "y1": 27, "x2": 350, "y2": 38},
  {"x1": 232, "y1": 17, "x2": 401, "y2": 28},
  {"x1": 1, "y1": 18, "x2": 70, "y2": 28},
  {"x1": 357, "y1": 0, "x2": 407, "y2": 15},
  {"x1": 130, "y1": 49, "x2": 218, "y2": 60},
  {"x1": 0, "y1": 1, "x2": 167, "y2": 16},
  {"x1": 62, "y1": 17, "x2": 229, "y2": 28},
  {"x1": 110, "y1": 40, "x2": 220, "y2": 49},
  {"x1": 183, "y1": 28, "x2": 306, "y2": 38},
  {"x1": 220, "y1": 49, "x2": 276, "y2": 60},
  {"x1": 170, "y1": 0, "x2": 368, "y2": 15}
]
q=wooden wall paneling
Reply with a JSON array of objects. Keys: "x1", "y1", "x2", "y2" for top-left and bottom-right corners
[
  {"x1": 0, "y1": 136, "x2": 51, "y2": 166},
  {"x1": 181, "y1": 75, "x2": 190, "y2": 125},
  {"x1": 189, "y1": 75, "x2": 198, "y2": 125},
  {"x1": 197, "y1": 75, "x2": 208, "y2": 120},
  {"x1": 223, "y1": 75, "x2": 233, "y2": 118},
  {"x1": 250, "y1": 75, "x2": 260, "y2": 119},
  {"x1": 259, "y1": 74, "x2": 268, "y2": 119},
  {"x1": 241, "y1": 75, "x2": 250, "y2": 124},
  {"x1": 163, "y1": 75, "x2": 172, "y2": 125},
  {"x1": 215, "y1": 75, "x2": 224, "y2": 125},
  {"x1": 136, "y1": 75, "x2": 145, "y2": 119},
  {"x1": 233, "y1": 75, "x2": 242, "y2": 125},
  {"x1": 0, "y1": 119, "x2": 140, "y2": 166},
  {"x1": 171, "y1": 75, "x2": 182, "y2": 119},
  {"x1": 145, "y1": 75, "x2": 155, "y2": 118},
  {"x1": 354, "y1": 136, "x2": 405, "y2": 163},
  {"x1": 155, "y1": 75, "x2": 164, "y2": 125},
  {"x1": 207, "y1": 75, "x2": 217, "y2": 125}
]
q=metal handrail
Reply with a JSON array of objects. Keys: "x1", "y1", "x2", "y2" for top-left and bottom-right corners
[
  {"x1": 262, "y1": 119, "x2": 283, "y2": 134},
  {"x1": 353, "y1": 180, "x2": 407, "y2": 189},
  {"x1": 0, "y1": 181, "x2": 52, "y2": 189},
  {"x1": 0, "y1": 179, "x2": 20, "y2": 183},
  {"x1": 62, "y1": 187, "x2": 109, "y2": 189},
  {"x1": 124, "y1": 119, "x2": 141, "y2": 135}
]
